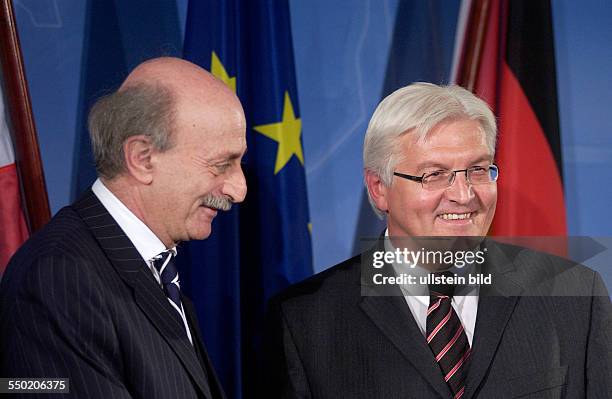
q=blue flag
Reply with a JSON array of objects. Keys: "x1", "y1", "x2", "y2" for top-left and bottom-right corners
[{"x1": 179, "y1": 1, "x2": 313, "y2": 397}]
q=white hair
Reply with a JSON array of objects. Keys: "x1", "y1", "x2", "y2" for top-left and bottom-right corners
[{"x1": 363, "y1": 82, "x2": 497, "y2": 217}]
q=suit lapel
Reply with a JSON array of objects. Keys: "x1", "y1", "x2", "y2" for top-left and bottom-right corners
[
  {"x1": 183, "y1": 298, "x2": 226, "y2": 399},
  {"x1": 359, "y1": 294, "x2": 453, "y2": 398},
  {"x1": 182, "y1": 298, "x2": 209, "y2": 370},
  {"x1": 358, "y1": 245, "x2": 452, "y2": 399},
  {"x1": 73, "y1": 189, "x2": 212, "y2": 398},
  {"x1": 463, "y1": 241, "x2": 523, "y2": 399}
]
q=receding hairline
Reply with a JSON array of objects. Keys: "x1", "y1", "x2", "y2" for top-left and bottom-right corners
[{"x1": 120, "y1": 57, "x2": 237, "y2": 105}]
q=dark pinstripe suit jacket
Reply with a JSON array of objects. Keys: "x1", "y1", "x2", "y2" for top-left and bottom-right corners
[
  {"x1": 265, "y1": 240, "x2": 612, "y2": 398},
  {"x1": 0, "y1": 189, "x2": 225, "y2": 398}
]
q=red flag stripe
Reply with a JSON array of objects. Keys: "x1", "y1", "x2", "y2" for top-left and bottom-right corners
[
  {"x1": 0, "y1": 163, "x2": 29, "y2": 272},
  {"x1": 492, "y1": 62, "x2": 566, "y2": 236}
]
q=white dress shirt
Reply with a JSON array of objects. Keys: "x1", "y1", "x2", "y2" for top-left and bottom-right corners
[
  {"x1": 92, "y1": 179, "x2": 193, "y2": 344},
  {"x1": 385, "y1": 230, "x2": 479, "y2": 346}
]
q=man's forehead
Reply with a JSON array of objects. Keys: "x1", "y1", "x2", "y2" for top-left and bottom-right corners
[
  {"x1": 212, "y1": 139, "x2": 247, "y2": 158},
  {"x1": 173, "y1": 96, "x2": 245, "y2": 139},
  {"x1": 192, "y1": 132, "x2": 246, "y2": 158},
  {"x1": 408, "y1": 145, "x2": 493, "y2": 167},
  {"x1": 402, "y1": 119, "x2": 486, "y2": 147},
  {"x1": 397, "y1": 125, "x2": 493, "y2": 168}
]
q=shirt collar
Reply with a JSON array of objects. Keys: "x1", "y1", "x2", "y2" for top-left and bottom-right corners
[
  {"x1": 384, "y1": 228, "x2": 479, "y2": 305},
  {"x1": 92, "y1": 178, "x2": 173, "y2": 263}
]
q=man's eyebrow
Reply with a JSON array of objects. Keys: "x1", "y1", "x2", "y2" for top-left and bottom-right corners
[
  {"x1": 413, "y1": 162, "x2": 449, "y2": 172},
  {"x1": 467, "y1": 155, "x2": 494, "y2": 165},
  {"x1": 413, "y1": 156, "x2": 493, "y2": 172},
  {"x1": 212, "y1": 148, "x2": 247, "y2": 162}
]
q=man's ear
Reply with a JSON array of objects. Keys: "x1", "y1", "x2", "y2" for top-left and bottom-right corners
[
  {"x1": 364, "y1": 170, "x2": 389, "y2": 213},
  {"x1": 123, "y1": 135, "x2": 154, "y2": 184}
]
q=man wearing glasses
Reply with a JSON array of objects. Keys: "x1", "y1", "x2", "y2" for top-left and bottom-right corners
[{"x1": 265, "y1": 83, "x2": 611, "y2": 398}]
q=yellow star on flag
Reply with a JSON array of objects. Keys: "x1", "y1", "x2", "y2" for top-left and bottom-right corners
[
  {"x1": 253, "y1": 91, "x2": 304, "y2": 174},
  {"x1": 210, "y1": 51, "x2": 236, "y2": 92}
]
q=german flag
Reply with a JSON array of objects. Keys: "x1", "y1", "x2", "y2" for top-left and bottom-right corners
[{"x1": 456, "y1": 0, "x2": 567, "y2": 237}]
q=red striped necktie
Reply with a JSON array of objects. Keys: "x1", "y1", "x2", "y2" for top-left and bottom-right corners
[{"x1": 426, "y1": 272, "x2": 471, "y2": 399}]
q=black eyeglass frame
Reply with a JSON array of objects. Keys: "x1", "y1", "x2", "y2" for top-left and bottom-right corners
[{"x1": 393, "y1": 164, "x2": 499, "y2": 189}]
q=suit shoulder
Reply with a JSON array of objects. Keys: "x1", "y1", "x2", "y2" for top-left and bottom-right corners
[
  {"x1": 2, "y1": 206, "x2": 102, "y2": 290},
  {"x1": 14, "y1": 206, "x2": 95, "y2": 259},
  {"x1": 272, "y1": 254, "x2": 361, "y2": 307},
  {"x1": 492, "y1": 241, "x2": 603, "y2": 295}
]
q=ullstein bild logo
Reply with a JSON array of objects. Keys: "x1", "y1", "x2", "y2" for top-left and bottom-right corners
[{"x1": 370, "y1": 270, "x2": 493, "y2": 286}]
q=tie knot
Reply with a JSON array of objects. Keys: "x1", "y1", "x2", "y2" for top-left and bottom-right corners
[
  {"x1": 152, "y1": 251, "x2": 179, "y2": 286},
  {"x1": 428, "y1": 271, "x2": 456, "y2": 298},
  {"x1": 152, "y1": 250, "x2": 173, "y2": 269}
]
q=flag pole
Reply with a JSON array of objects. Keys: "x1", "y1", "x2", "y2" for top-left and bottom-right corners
[
  {"x1": 0, "y1": 0, "x2": 50, "y2": 232},
  {"x1": 456, "y1": 0, "x2": 491, "y2": 91}
]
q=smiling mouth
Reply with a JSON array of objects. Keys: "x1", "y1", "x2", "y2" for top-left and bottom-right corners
[
  {"x1": 438, "y1": 212, "x2": 474, "y2": 221},
  {"x1": 199, "y1": 205, "x2": 218, "y2": 216}
]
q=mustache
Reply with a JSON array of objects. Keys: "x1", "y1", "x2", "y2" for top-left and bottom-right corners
[{"x1": 201, "y1": 194, "x2": 233, "y2": 211}]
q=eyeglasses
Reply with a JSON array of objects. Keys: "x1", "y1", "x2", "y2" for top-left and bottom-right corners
[{"x1": 393, "y1": 164, "x2": 499, "y2": 191}]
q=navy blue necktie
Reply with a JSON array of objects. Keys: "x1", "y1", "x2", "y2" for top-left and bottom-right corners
[{"x1": 152, "y1": 251, "x2": 184, "y2": 323}]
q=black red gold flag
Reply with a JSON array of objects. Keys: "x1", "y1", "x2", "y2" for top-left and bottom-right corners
[{"x1": 456, "y1": 0, "x2": 567, "y2": 237}]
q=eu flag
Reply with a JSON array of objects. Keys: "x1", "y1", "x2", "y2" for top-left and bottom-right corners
[{"x1": 179, "y1": 1, "x2": 313, "y2": 398}]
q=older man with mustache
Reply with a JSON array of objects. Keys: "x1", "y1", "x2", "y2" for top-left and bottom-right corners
[{"x1": 0, "y1": 57, "x2": 247, "y2": 398}]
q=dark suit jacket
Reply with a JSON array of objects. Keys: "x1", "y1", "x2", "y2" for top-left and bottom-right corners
[
  {"x1": 265, "y1": 240, "x2": 611, "y2": 398},
  {"x1": 0, "y1": 190, "x2": 225, "y2": 398}
]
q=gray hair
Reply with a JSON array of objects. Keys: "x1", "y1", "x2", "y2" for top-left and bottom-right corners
[
  {"x1": 363, "y1": 82, "x2": 497, "y2": 218},
  {"x1": 88, "y1": 83, "x2": 175, "y2": 179}
]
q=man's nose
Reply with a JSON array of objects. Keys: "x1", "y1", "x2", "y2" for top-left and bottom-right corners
[
  {"x1": 224, "y1": 166, "x2": 247, "y2": 203},
  {"x1": 445, "y1": 171, "x2": 474, "y2": 204}
]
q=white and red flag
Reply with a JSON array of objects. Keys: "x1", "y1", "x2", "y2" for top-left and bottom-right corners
[
  {"x1": 0, "y1": 0, "x2": 51, "y2": 273},
  {"x1": 0, "y1": 88, "x2": 28, "y2": 272}
]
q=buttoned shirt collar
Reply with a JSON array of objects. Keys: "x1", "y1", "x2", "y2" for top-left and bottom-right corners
[{"x1": 384, "y1": 229, "x2": 479, "y2": 304}]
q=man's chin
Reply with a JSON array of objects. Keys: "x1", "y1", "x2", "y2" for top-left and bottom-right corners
[
  {"x1": 186, "y1": 224, "x2": 213, "y2": 241},
  {"x1": 185, "y1": 208, "x2": 217, "y2": 240}
]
